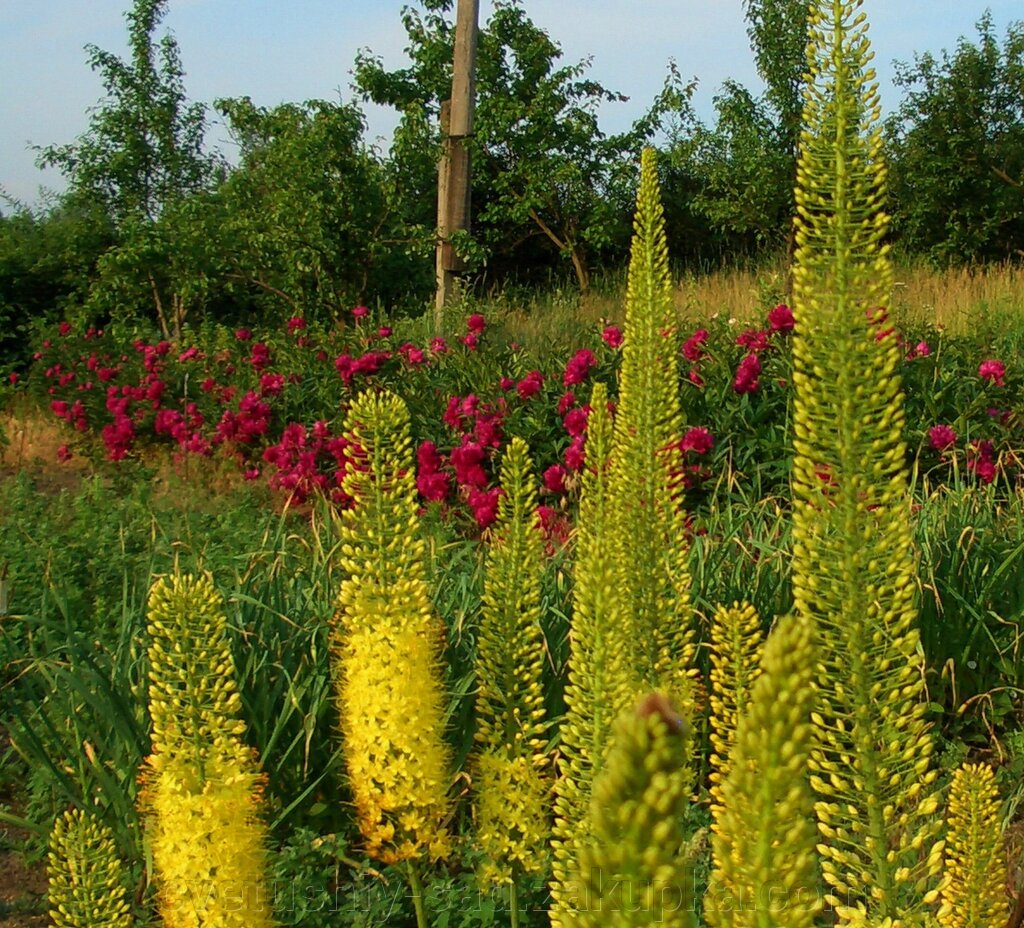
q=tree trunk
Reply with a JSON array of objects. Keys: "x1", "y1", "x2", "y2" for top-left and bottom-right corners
[
  {"x1": 148, "y1": 273, "x2": 171, "y2": 340},
  {"x1": 569, "y1": 245, "x2": 590, "y2": 293},
  {"x1": 435, "y1": 0, "x2": 479, "y2": 329},
  {"x1": 528, "y1": 207, "x2": 591, "y2": 293}
]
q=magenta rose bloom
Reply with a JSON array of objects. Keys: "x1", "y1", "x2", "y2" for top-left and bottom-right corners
[
  {"x1": 732, "y1": 353, "x2": 761, "y2": 394},
  {"x1": 682, "y1": 328, "x2": 709, "y2": 363},
  {"x1": 767, "y1": 303, "x2": 795, "y2": 333},
  {"x1": 928, "y1": 424, "x2": 956, "y2": 452},
  {"x1": 680, "y1": 426, "x2": 714, "y2": 455},
  {"x1": 543, "y1": 464, "x2": 567, "y2": 494},
  {"x1": 978, "y1": 359, "x2": 1006, "y2": 386},
  {"x1": 601, "y1": 325, "x2": 623, "y2": 348}
]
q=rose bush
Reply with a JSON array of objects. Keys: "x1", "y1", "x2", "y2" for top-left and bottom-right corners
[{"x1": 15, "y1": 302, "x2": 1024, "y2": 530}]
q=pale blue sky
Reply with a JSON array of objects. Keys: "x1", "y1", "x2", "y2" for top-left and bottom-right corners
[{"x1": 1, "y1": 1, "x2": 1020, "y2": 207}]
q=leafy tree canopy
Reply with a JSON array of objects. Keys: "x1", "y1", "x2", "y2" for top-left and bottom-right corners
[
  {"x1": 0, "y1": 195, "x2": 114, "y2": 362},
  {"x1": 35, "y1": 0, "x2": 220, "y2": 228},
  {"x1": 665, "y1": 0, "x2": 808, "y2": 255},
  {"x1": 354, "y1": 0, "x2": 692, "y2": 291},
  {"x1": 214, "y1": 97, "x2": 434, "y2": 319},
  {"x1": 887, "y1": 13, "x2": 1024, "y2": 264}
]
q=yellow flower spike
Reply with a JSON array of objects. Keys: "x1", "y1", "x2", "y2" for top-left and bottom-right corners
[
  {"x1": 144, "y1": 753, "x2": 274, "y2": 927},
  {"x1": 609, "y1": 148, "x2": 697, "y2": 705},
  {"x1": 334, "y1": 390, "x2": 452, "y2": 867},
  {"x1": 938, "y1": 762, "x2": 1010, "y2": 928},
  {"x1": 550, "y1": 381, "x2": 634, "y2": 928},
  {"x1": 48, "y1": 807, "x2": 132, "y2": 928},
  {"x1": 790, "y1": 2, "x2": 941, "y2": 921},
  {"x1": 704, "y1": 615, "x2": 820, "y2": 928},
  {"x1": 707, "y1": 602, "x2": 764, "y2": 819},
  {"x1": 473, "y1": 437, "x2": 551, "y2": 891},
  {"x1": 553, "y1": 148, "x2": 700, "y2": 928},
  {"x1": 474, "y1": 752, "x2": 550, "y2": 888},
  {"x1": 569, "y1": 694, "x2": 695, "y2": 927},
  {"x1": 141, "y1": 572, "x2": 275, "y2": 928}
]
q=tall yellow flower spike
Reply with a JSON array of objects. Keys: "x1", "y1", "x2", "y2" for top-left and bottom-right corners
[
  {"x1": 707, "y1": 601, "x2": 764, "y2": 818},
  {"x1": 142, "y1": 572, "x2": 275, "y2": 928},
  {"x1": 609, "y1": 147, "x2": 697, "y2": 704},
  {"x1": 704, "y1": 615, "x2": 820, "y2": 928},
  {"x1": 570, "y1": 694, "x2": 695, "y2": 928},
  {"x1": 938, "y1": 762, "x2": 1010, "y2": 928},
  {"x1": 48, "y1": 807, "x2": 133, "y2": 928},
  {"x1": 553, "y1": 148, "x2": 698, "y2": 928},
  {"x1": 334, "y1": 389, "x2": 452, "y2": 866},
  {"x1": 474, "y1": 436, "x2": 550, "y2": 893},
  {"x1": 790, "y1": 2, "x2": 942, "y2": 921},
  {"x1": 551, "y1": 381, "x2": 634, "y2": 928}
]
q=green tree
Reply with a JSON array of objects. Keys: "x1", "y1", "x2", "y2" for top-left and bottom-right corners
[
  {"x1": 214, "y1": 97, "x2": 432, "y2": 319},
  {"x1": 887, "y1": 13, "x2": 1024, "y2": 263},
  {"x1": 34, "y1": 0, "x2": 221, "y2": 336},
  {"x1": 0, "y1": 195, "x2": 113, "y2": 361},
  {"x1": 666, "y1": 0, "x2": 808, "y2": 256},
  {"x1": 743, "y1": 0, "x2": 810, "y2": 156},
  {"x1": 36, "y1": 0, "x2": 216, "y2": 227},
  {"x1": 674, "y1": 82, "x2": 796, "y2": 253},
  {"x1": 82, "y1": 189, "x2": 231, "y2": 337},
  {"x1": 354, "y1": 0, "x2": 690, "y2": 292}
]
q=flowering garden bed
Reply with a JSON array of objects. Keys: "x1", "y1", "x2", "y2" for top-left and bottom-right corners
[{"x1": 13, "y1": 295, "x2": 1024, "y2": 529}]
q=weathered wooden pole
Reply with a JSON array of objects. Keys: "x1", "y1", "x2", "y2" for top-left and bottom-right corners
[{"x1": 434, "y1": 0, "x2": 479, "y2": 330}]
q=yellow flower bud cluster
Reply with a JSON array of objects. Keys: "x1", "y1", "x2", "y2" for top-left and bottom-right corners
[
  {"x1": 938, "y1": 762, "x2": 1009, "y2": 928},
  {"x1": 334, "y1": 390, "x2": 452, "y2": 865},
  {"x1": 47, "y1": 807, "x2": 132, "y2": 928},
  {"x1": 571, "y1": 694, "x2": 694, "y2": 927},
  {"x1": 141, "y1": 573, "x2": 274, "y2": 928},
  {"x1": 705, "y1": 616, "x2": 820, "y2": 928},
  {"x1": 707, "y1": 602, "x2": 764, "y2": 817},
  {"x1": 473, "y1": 437, "x2": 550, "y2": 886}
]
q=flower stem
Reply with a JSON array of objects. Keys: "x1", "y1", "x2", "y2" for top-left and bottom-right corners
[
  {"x1": 407, "y1": 861, "x2": 429, "y2": 928},
  {"x1": 510, "y1": 880, "x2": 520, "y2": 928}
]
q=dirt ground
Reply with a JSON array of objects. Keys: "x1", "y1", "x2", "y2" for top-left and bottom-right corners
[
  {"x1": 0, "y1": 786, "x2": 47, "y2": 927},
  {"x1": 0, "y1": 406, "x2": 90, "y2": 493},
  {"x1": 0, "y1": 840, "x2": 47, "y2": 926},
  {"x1": 1, "y1": 410, "x2": 60, "y2": 924}
]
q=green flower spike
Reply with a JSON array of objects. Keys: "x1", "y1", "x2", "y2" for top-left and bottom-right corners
[
  {"x1": 48, "y1": 807, "x2": 132, "y2": 928},
  {"x1": 705, "y1": 615, "x2": 821, "y2": 928},
  {"x1": 609, "y1": 148, "x2": 696, "y2": 704},
  {"x1": 790, "y1": 3, "x2": 942, "y2": 922},
  {"x1": 570, "y1": 694, "x2": 695, "y2": 928},
  {"x1": 551, "y1": 381, "x2": 634, "y2": 928}
]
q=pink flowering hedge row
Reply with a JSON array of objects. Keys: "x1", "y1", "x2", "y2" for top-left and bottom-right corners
[{"x1": 12, "y1": 302, "x2": 1024, "y2": 531}]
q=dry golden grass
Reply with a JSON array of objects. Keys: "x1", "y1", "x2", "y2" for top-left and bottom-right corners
[
  {"x1": 0, "y1": 396, "x2": 257, "y2": 504},
  {"x1": 674, "y1": 261, "x2": 1024, "y2": 333},
  {"x1": 483, "y1": 267, "x2": 784, "y2": 351},
  {"x1": 495, "y1": 261, "x2": 1024, "y2": 343},
  {"x1": 891, "y1": 263, "x2": 1024, "y2": 333},
  {"x1": 1, "y1": 402, "x2": 82, "y2": 472},
  {"x1": 676, "y1": 265, "x2": 785, "y2": 325}
]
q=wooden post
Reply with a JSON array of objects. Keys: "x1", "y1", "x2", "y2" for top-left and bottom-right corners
[
  {"x1": 434, "y1": 0, "x2": 479, "y2": 330},
  {"x1": 435, "y1": 100, "x2": 454, "y2": 309}
]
